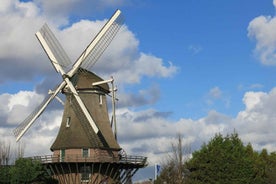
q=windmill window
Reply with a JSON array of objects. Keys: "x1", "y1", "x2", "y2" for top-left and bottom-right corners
[
  {"x1": 66, "y1": 117, "x2": 71, "y2": 127},
  {"x1": 60, "y1": 149, "x2": 65, "y2": 162},
  {"x1": 99, "y1": 95, "x2": 103, "y2": 105},
  {"x1": 82, "y1": 148, "x2": 89, "y2": 158}
]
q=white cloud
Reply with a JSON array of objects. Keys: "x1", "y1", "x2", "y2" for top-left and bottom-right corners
[
  {"x1": 0, "y1": 91, "x2": 44, "y2": 125},
  {"x1": 32, "y1": 0, "x2": 127, "y2": 25},
  {"x1": 2, "y1": 87, "x2": 276, "y2": 165},
  {"x1": 62, "y1": 23, "x2": 178, "y2": 84},
  {"x1": 0, "y1": 0, "x2": 177, "y2": 86},
  {"x1": 233, "y1": 88, "x2": 276, "y2": 152},
  {"x1": 0, "y1": 0, "x2": 50, "y2": 82},
  {"x1": 248, "y1": 11, "x2": 276, "y2": 65},
  {"x1": 0, "y1": 89, "x2": 62, "y2": 157},
  {"x1": 117, "y1": 87, "x2": 276, "y2": 163},
  {"x1": 116, "y1": 108, "x2": 227, "y2": 164},
  {"x1": 241, "y1": 91, "x2": 265, "y2": 111}
]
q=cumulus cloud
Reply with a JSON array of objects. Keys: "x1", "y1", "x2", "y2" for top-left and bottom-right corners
[
  {"x1": 118, "y1": 87, "x2": 276, "y2": 163},
  {"x1": 0, "y1": 90, "x2": 62, "y2": 156},
  {"x1": 116, "y1": 108, "x2": 228, "y2": 164},
  {"x1": 0, "y1": 0, "x2": 51, "y2": 82},
  {"x1": 0, "y1": 0, "x2": 177, "y2": 85},
  {"x1": 247, "y1": 1, "x2": 276, "y2": 65},
  {"x1": 233, "y1": 88, "x2": 276, "y2": 151},
  {"x1": 2, "y1": 86, "x2": 276, "y2": 165},
  {"x1": 0, "y1": 91, "x2": 44, "y2": 125},
  {"x1": 3, "y1": 85, "x2": 274, "y2": 164}
]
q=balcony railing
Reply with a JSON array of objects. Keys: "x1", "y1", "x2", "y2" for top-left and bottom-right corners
[{"x1": 31, "y1": 154, "x2": 147, "y2": 166}]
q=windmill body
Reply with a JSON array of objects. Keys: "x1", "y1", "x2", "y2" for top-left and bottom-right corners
[
  {"x1": 51, "y1": 69, "x2": 120, "y2": 157},
  {"x1": 13, "y1": 10, "x2": 147, "y2": 184}
]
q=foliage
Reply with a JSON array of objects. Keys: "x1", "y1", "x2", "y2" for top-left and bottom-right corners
[
  {"x1": 0, "y1": 166, "x2": 11, "y2": 183},
  {"x1": 156, "y1": 132, "x2": 276, "y2": 184},
  {"x1": 185, "y1": 132, "x2": 276, "y2": 184},
  {"x1": 9, "y1": 158, "x2": 44, "y2": 183},
  {"x1": 0, "y1": 158, "x2": 57, "y2": 184}
]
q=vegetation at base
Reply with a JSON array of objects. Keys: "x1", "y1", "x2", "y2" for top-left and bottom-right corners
[
  {"x1": 155, "y1": 132, "x2": 276, "y2": 184},
  {"x1": 0, "y1": 158, "x2": 58, "y2": 184}
]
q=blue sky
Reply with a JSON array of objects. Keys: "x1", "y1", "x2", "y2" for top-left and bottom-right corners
[
  {"x1": 119, "y1": 0, "x2": 276, "y2": 119},
  {"x1": 1, "y1": 0, "x2": 276, "y2": 181}
]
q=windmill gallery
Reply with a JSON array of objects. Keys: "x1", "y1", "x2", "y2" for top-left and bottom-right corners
[{"x1": 12, "y1": 10, "x2": 147, "y2": 184}]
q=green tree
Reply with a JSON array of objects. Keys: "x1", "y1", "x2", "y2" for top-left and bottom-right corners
[
  {"x1": 0, "y1": 166, "x2": 11, "y2": 183},
  {"x1": 265, "y1": 151, "x2": 276, "y2": 184},
  {"x1": 185, "y1": 132, "x2": 260, "y2": 184},
  {"x1": 10, "y1": 158, "x2": 43, "y2": 183},
  {"x1": 8, "y1": 158, "x2": 57, "y2": 184}
]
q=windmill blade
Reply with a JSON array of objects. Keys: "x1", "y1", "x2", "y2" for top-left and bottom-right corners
[
  {"x1": 36, "y1": 24, "x2": 72, "y2": 72},
  {"x1": 13, "y1": 82, "x2": 65, "y2": 141},
  {"x1": 36, "y1": 26, "x2": 100, "y2": 135},
  {"x1": 80, "y1": 10, "x2": 124, "y2": 70},
  {"x1": 68, "y1": 9, "x2": 124, "y2": 76}
]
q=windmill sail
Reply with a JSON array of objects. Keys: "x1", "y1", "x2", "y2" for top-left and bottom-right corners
[
  {"x1": 13, "y1": 82, "x2": 64, "y2": 141},
  {"x1": 80, "y1": 11, "x2": 124, "y2": 70},
  {"x1": 71, "y1": 9, "x2": 124, "y2": 73},
  {"x1": 36, "y1": 24, "x2": 72, "y2": 71}
]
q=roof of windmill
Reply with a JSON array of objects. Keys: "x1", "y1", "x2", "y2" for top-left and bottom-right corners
[{"x1": 51, "y1": 68, "x2": 121, "y2": 151}]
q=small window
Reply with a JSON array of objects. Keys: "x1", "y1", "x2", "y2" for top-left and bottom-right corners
[
  {"x1": 82, "y1": 148, "x2": 89, "y2": 158},
  {"x1": 66, "y1": 117, "x2": 71, "y2": 127},
  {"x1": 60, "y1": 149, "x2": 65, "y2": 162},
  {"x1": 99, "y1": 95, "x2": 103, "y2": 105}
]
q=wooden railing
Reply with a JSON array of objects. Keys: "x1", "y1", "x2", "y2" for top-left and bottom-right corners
[{"x1": 31, "y1": 154, "x2": 147, "y2": 166}]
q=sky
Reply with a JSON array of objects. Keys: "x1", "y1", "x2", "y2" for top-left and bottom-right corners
[{"x1": 1, "y1": 0, "x2": 276, "y2": 181}]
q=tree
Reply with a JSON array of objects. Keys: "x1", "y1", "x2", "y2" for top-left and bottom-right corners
[
  {"x1": 8, "y1": 158, "x2": 57, "y2": 184},
  {"x1": 255, "y1": 150, "x2": 276, "y2": 184},
  {"x1": 0, "y1": 165, "x2": 11, "y2": 183},
  {"x1": 155, "y1": 134, "x2": 191, "y2": 184},
  {"x1": 156, "y1": 132, "x2": 276, "y2": 184},
  {"x1": 10, "y1": 158, "x2": 43, "y2": 183},
  {"x1": 185, "y1": 132, "x2": 266, "y2": 184}
]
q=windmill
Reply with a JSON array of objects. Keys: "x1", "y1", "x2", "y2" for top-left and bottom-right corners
[{"x1": 13, "y1": 10, "x2": 147, "y2": 184}]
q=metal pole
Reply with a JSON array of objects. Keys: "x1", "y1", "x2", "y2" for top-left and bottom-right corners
[{"x1": 111, "y1": 77, "x2": 117, "y2": 140}]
